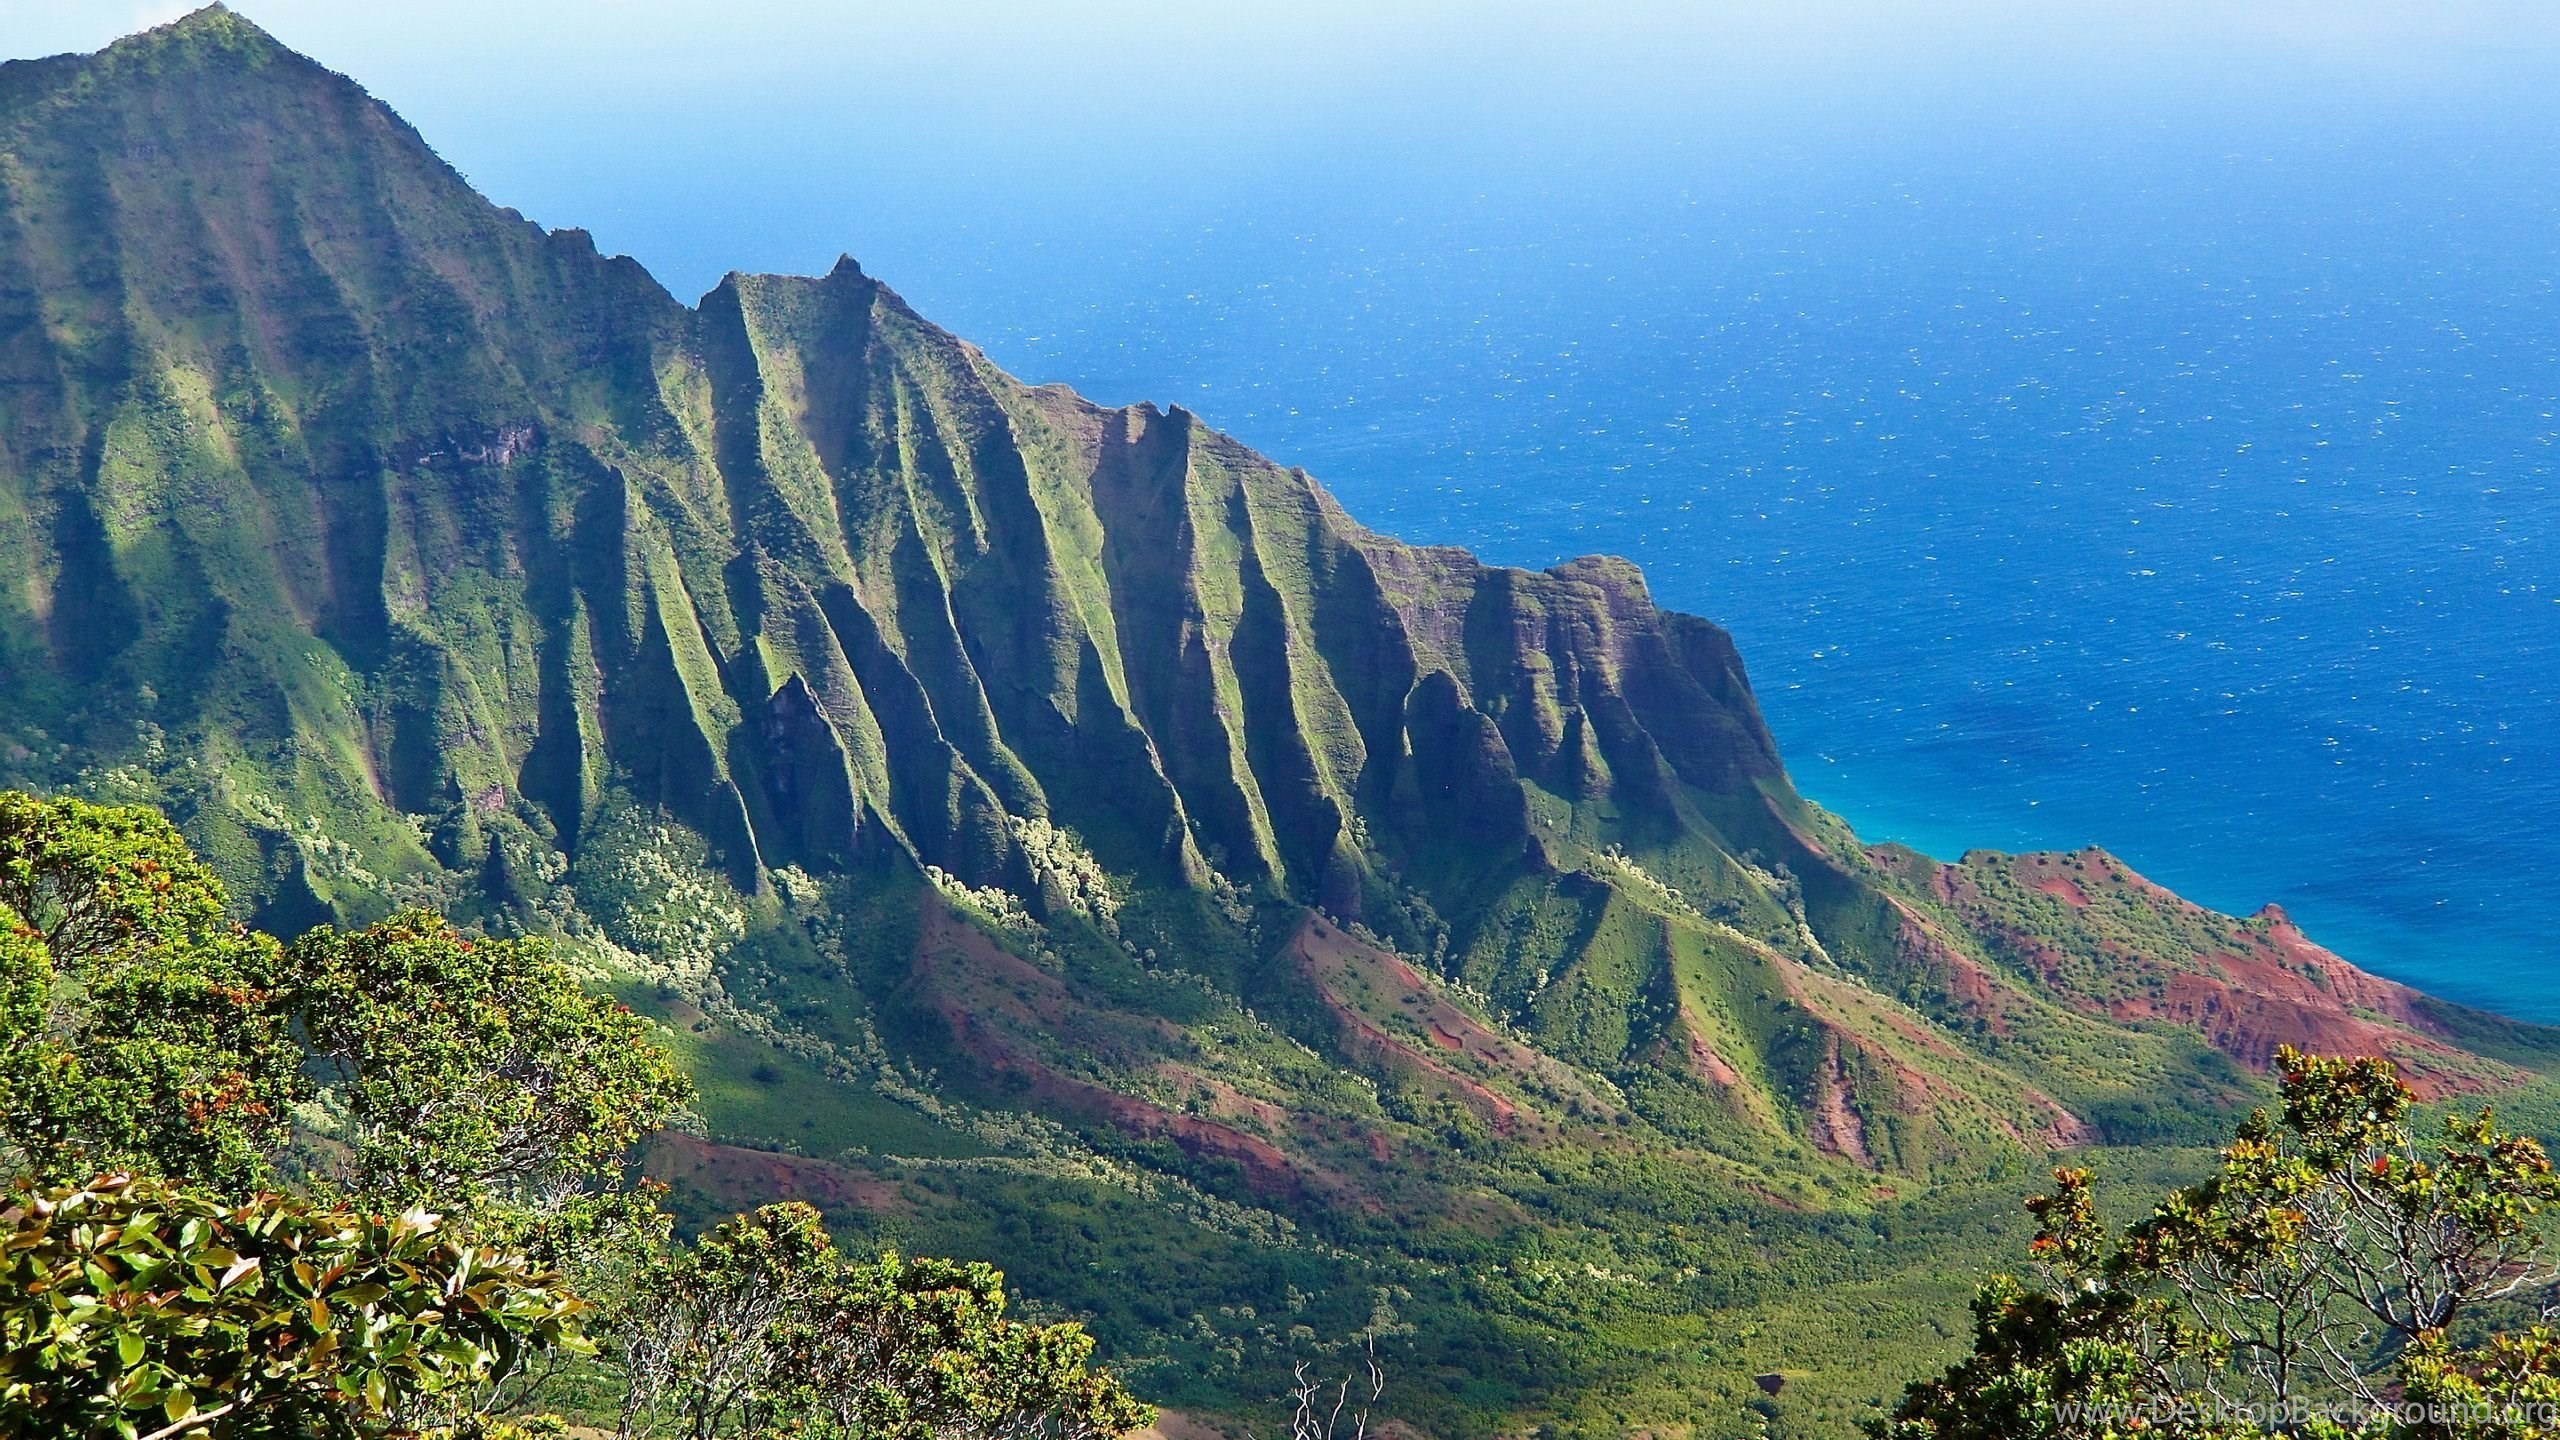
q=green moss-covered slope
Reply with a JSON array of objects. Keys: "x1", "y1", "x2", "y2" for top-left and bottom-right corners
[{"x1": 7, "y1": 11, "x2": 2555, "y2": 1436}]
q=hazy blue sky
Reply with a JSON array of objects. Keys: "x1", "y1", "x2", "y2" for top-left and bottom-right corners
[{"x1": 7, "y1": 2, "x2": 2559, "y2": 303}]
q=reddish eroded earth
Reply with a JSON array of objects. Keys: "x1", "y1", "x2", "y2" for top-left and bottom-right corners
[
  {"x1": 1289, "y1": 915, "x2": 1528, "y2": 1135},
  {"x1": 1935, "y1": 851, "x2": 2520, "y2": 1101},
  {"x1": 2032, "y1": 873, "x2": 2091, "y2": 907},
  {"x1": 1286, "y1": 913, "x2": 1623, "y2": 1138},
  {"x1": 1883, "y1": 895, "x2": 2020, "y2": 1037},
  {"x1": 1780, "y1": 952, "x2": 2093, "y2": 1152},
  {"x1": 904, "y1": 896, "x2": 1321, "y2": 1199},
  {"x1": 1801, "y1": 1034, "x2": 1873, "y2": 1167},
  {"x1": 1682, "y1": 1028, "x2": 1744, "y2": 1088},
  {"x1": 2101, "y1": 906, "x2": 2516, "y2": 1101},
  {"x1": 645, "y1": 1133, "x2": 907, "y2": 1215}
]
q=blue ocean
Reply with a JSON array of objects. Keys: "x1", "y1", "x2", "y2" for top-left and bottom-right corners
[{"x1": 797, "y1": 126, "x2": 2560, "y2": 1019}]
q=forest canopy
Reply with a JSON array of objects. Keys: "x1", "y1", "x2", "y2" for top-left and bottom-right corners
[
  {"x1": 0, "y1": 792, "x2": 1149, "y2": 1440},
  {"x1": 1878, "y1": 1048, "x2": 2560, "y2": 1440}
]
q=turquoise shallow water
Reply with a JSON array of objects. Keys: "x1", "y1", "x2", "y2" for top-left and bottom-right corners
[{"x1": 824, "y1": 127, "x2": 2560, "y2": 1018}]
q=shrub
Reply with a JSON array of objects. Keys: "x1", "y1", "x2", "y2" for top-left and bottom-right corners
[{"x1": 0, "y1": 1173, "x2": 587, "y2": 1440}]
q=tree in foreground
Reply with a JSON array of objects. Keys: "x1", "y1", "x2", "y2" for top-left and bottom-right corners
[
  {"x1": 0, "y1": 795, "x2": 692, "y2": 1223},
  {"x1": 288, "y1": 911, "x2": 693, "y2": 1228},
  {"x1": 0, "y1": 1173, "x2": 585, "y2": 1440},
  {"x1": 606, "y1": 1201, "x2": 1152, "y2": 1440},
  {"x1": 0, "y1": 792, "x2": 1148, "y2": 1440},
  {"x1": 1877, "y1": 1047, "x2": 2560, "y2": 1439},
  {"x1": 0, "y1": 794, "x2": 301, "y2": 1190}
]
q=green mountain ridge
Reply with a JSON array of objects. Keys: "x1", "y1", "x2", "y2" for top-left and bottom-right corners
[{"x1": 6, "y1": 10, "x2": 2555, "y2": 1435}]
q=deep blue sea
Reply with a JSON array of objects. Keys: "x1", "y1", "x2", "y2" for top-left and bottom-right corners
[{"x1": 766, "y1": 124, "x2": 2560, "y2": 1019}]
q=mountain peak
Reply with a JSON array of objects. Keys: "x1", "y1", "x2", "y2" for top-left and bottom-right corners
[
  {"x1": 0, "y1": 3, "x2": 311, "y2": 99},
  {"x1": 0, "y1": 5, "x2": 261, "y2": 91},
  {"x1": 113, "y1": 4, "x2": 282, "y2": 58}
]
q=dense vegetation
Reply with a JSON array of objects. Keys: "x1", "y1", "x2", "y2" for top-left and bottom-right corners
[
  {"x1": 9, "y1": 9, "x2": 2560, "y2": 1436},
  {"x1": 1882, "y1": 1049, "x2": 2560, "y2": 1439},
  {"x1": 0, "y1": 793, "x2": 1147, "y2": 1439}
]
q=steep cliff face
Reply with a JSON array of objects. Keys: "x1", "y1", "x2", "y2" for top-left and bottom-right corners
[
  {"x1": 0, "y1": 7, "x2": 1770, "y2": 919},
  {"x1": 7, "y1": 12, "x2": 2555, "y2": 1431}
]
